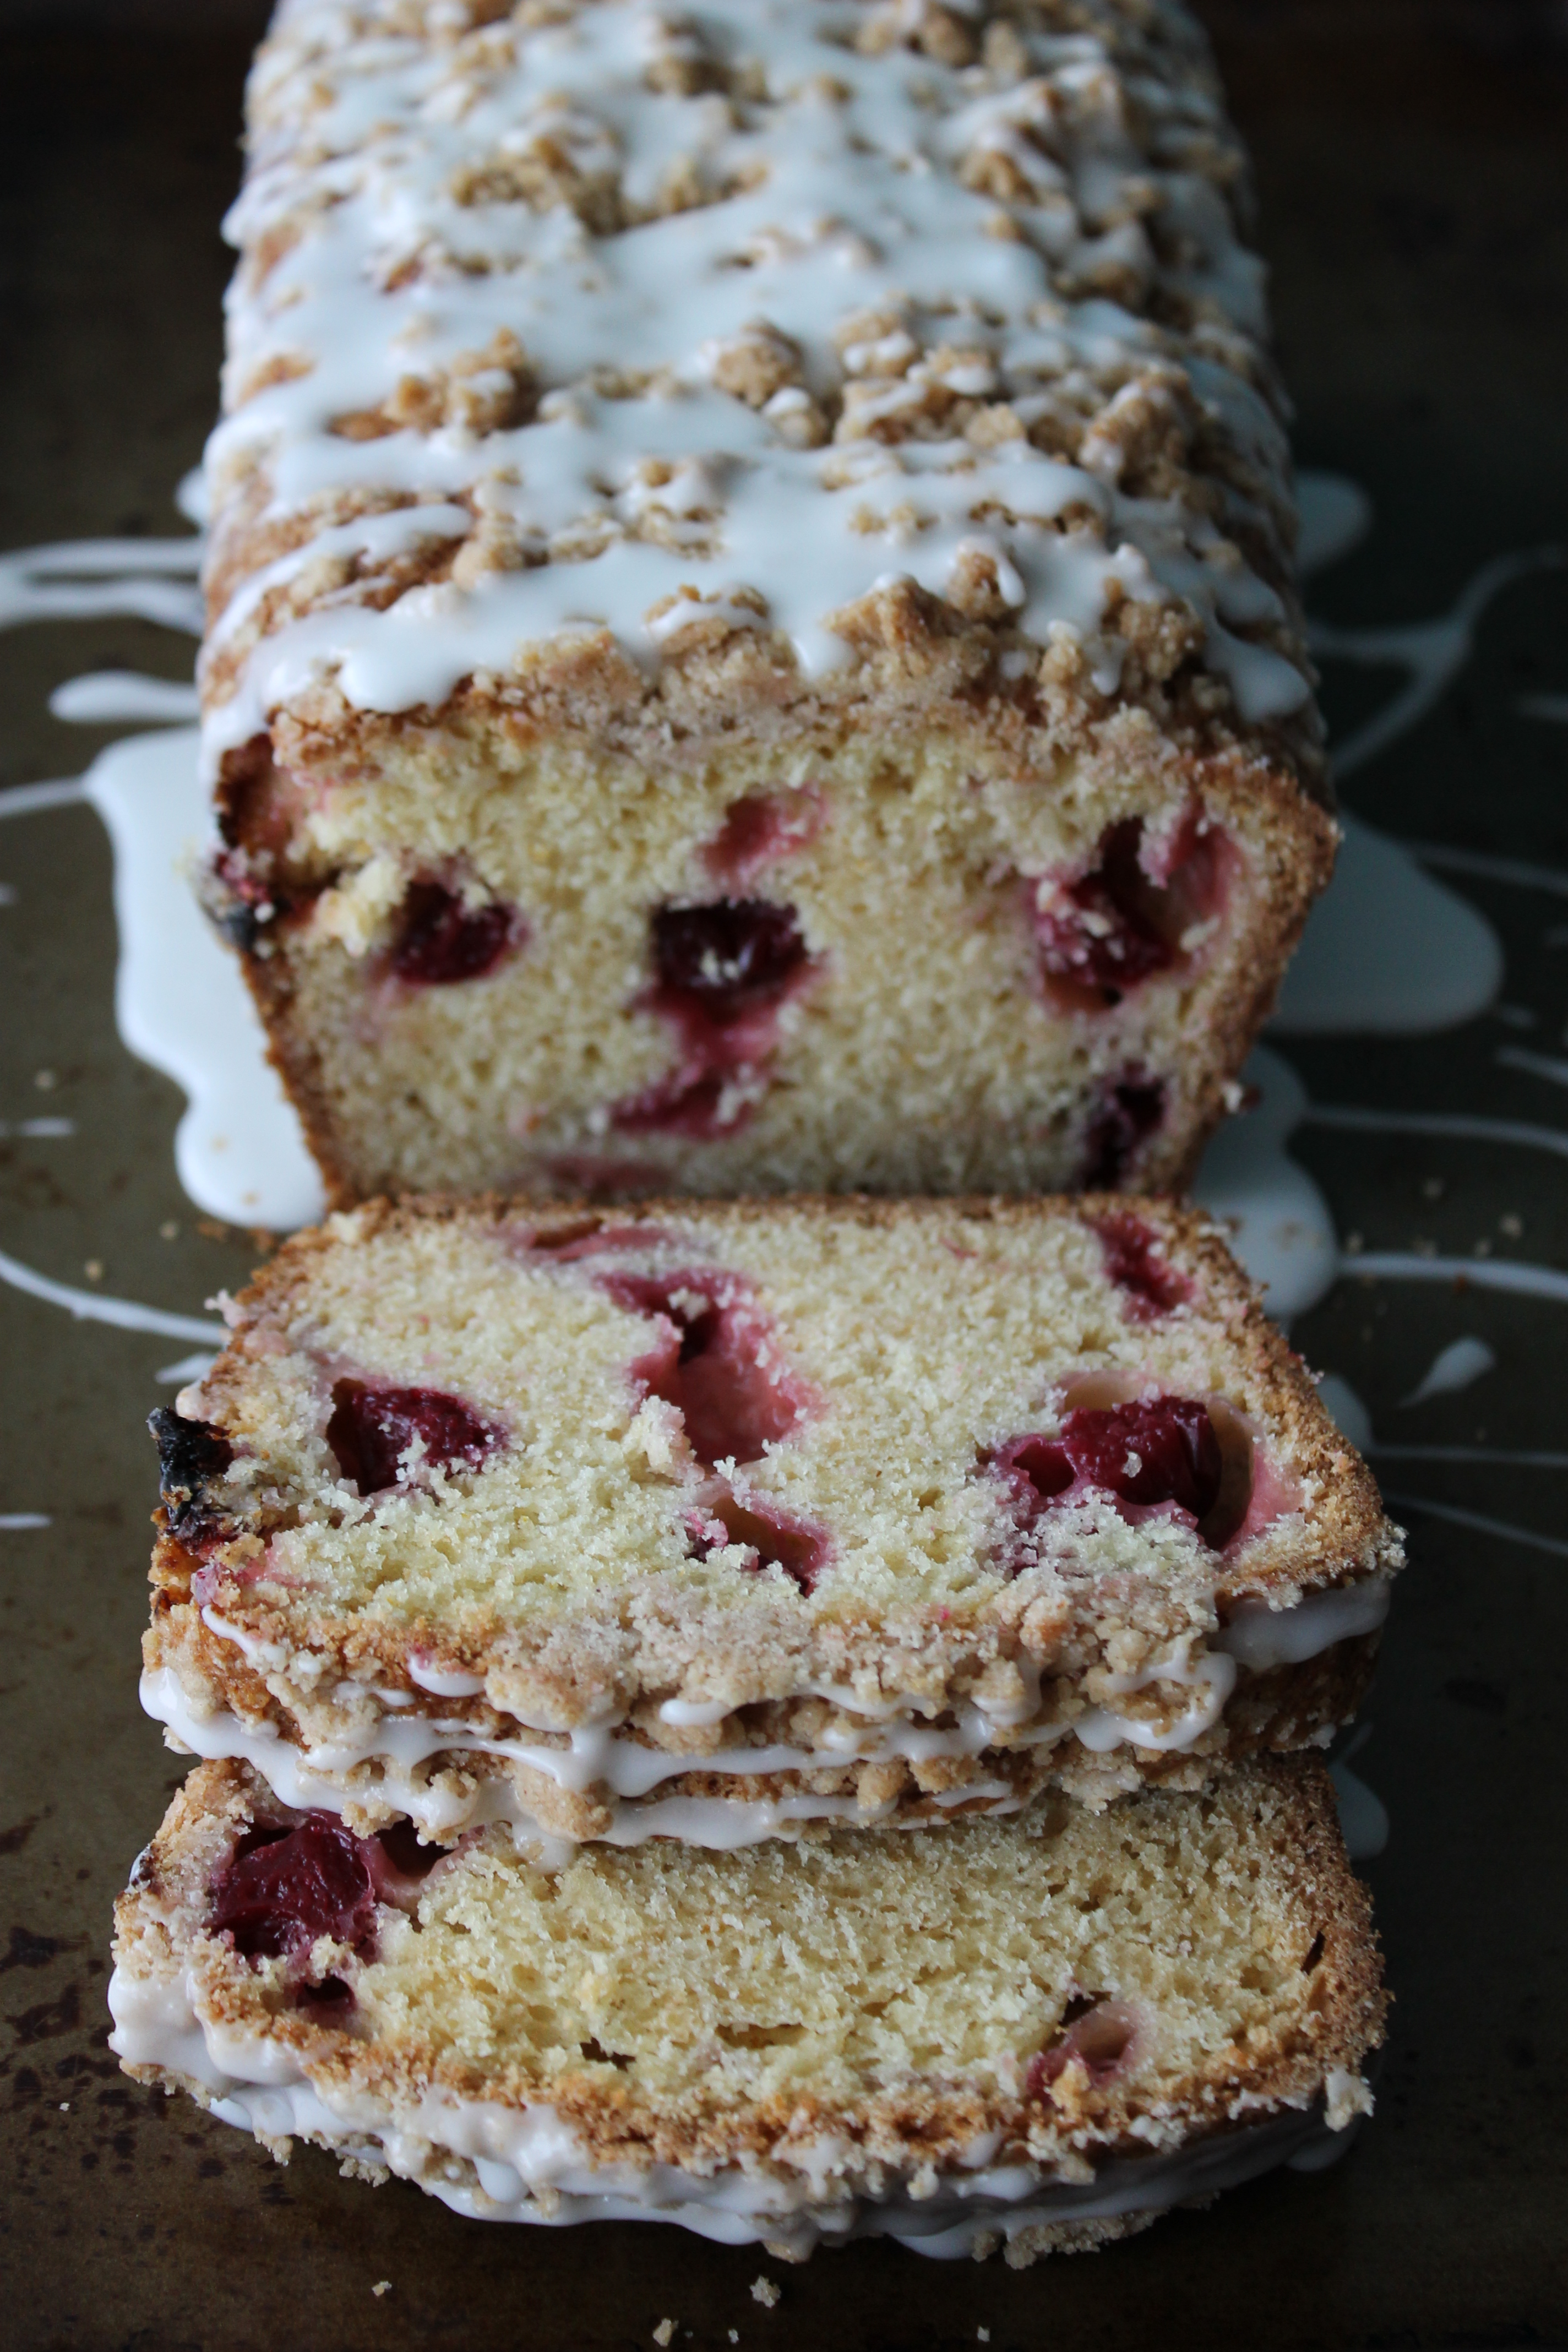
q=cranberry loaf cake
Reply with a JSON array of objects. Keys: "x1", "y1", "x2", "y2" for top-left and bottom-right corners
[
  {"x1": 141, "y1": 1197, "x2": 1400, "y2": 1845},
  {"x1": 200, "y1": 0, "x2": 1333, "y2": 1205},
  {"x1": 111, "y1": 1755, "x2": 1382, "y2": 2263}
]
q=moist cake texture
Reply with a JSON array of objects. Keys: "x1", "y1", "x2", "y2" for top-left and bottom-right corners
[
  {"x1": 110, "y1": 1754, "x2": 1384, "y2": 2263},
  {"x1": 142, "y1": 1196, "x2": 1401, "y2": 1843},
  {"x1": 200, "y1": 0, "x2": 1335, "y2": 1204}
]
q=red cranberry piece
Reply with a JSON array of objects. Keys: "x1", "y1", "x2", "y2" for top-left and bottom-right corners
[
  {"x1": 701, "y1": 790, "x2": 824, "y2": 889},
  {"x1": 1093, "y1": 1212, "x2": 1190, "y2": 1319},
  {"x1": 652, "y1": 900, "x2": 807, "y2": 1014},
  {"x1": 1063, "y1": 1397, "x2": 1222, "y2": 1519},
  {"x1": 603, "y1": 1271, "x2": 808, "y2": 1466},
  {"x1": 390, "y1": 880, "x2": 523, "y2": 986},
  {"x1": 685, "y1": 1493, "x2": 830, "y2": 1594},
  {"x1": 992, "y1": 1398, "x2": 1228, "y2": 1539},
  {"x1": 613, "y1": 899, "x2": 815, "y2": 1141},
  {"x1": 1036, "y1": 821, "x2": 1175, "y2": 1005},
  {"x1": 992, "y1": 1433, "x2": 1076, "y2": 1512},
  {"x1": 326, "y1": 1380, "x2": 502, "y2": 1495},
  {"x1": 209, "y1": 1815, "x2": 377, "y2": 1962},
  {"x1": 1081, "y1": 1076, "x2": 1164, "y2": 1188},
  {"x1": 1027, "y1": 1996, "x2": 1140, "y2": 2097}
]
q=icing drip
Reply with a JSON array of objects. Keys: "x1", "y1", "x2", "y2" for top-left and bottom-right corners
[{"x1": 140, "y1": 1576, "x2": 1389, "y2": 1845}]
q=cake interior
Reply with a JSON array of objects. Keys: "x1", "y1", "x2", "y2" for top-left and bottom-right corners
[
  {"x1": 165, "y1": 1199, "x2": 1371, "y2": 1652},
  {"x1": 223, "y1": 706, "x2": 1327, "y2": 1200}
]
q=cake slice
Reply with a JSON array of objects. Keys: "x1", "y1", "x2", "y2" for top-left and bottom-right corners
[
  {"x1": 141, "y1": 1196, "x2": 1400, "y2": 1845},
  {"x1": 110, "y1": 1754, "x2": 1384, "y2": 2264},
  {"x1": 199, "y1": 0, "x2": 1333, "y2": 1206}
]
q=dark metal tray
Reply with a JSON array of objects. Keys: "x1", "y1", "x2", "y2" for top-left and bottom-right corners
[{"x1": 2, "y1": 7, "x2": 1564, "y2": 2344}]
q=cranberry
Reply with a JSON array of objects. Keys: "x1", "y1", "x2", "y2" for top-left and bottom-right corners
[
  {"x1": 326, "y1": 1380, "x2": 502, "y2": 1495},
  {"x1": 993, "y1": 1398, "x2": 1225, "y2": 1532},
  {"x1": 1093, "y1": 1212, "x2": 1190, "y2": 1319},
  {"x1": 614, "y1": 900, "x2": 816, "y2": 1140},
  {"x1": 1033, "y1": 816, "x2": 1228, "y2": 1012},
  {"x1": 701, "y1": 790, "x2": 824, "y2": 889},
  {"x1": 651, "y1": 900, "x2": 808, "y2": 1011},
  {"x1": 602, "y1": 1270, "x2": 809, "y2": 1466},
  {"x1": 1066, "y1": 1397, "x2": 1222, "y2": 1517},
  {"x1": 209, "y1": 1815, "x2": 377, "y2": 1962},
  {"x1": 685, "y1": 1493, "x2": 830, "y2": 1594},
  {"x1": 1035, "y1": 822, "x2": 1175, "y2": 1005},
  {"x1": 1081, "y1": 1076, "x2": 1164, "y2": 1188},
  {"x1": 148, "y1": 1407, "x2": 233, "y2": 1548},
  {"x1": 390, "y1": 880, "x2": 522, "y2": 986},
  {"x1": 1026, "y1": 1996, "x2": 1140, "y2": 2097},
  {"x1": 993, "y1": 1433, "x2": 1076, "y2": 1509}
]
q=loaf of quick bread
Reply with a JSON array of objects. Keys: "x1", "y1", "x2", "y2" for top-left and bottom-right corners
[
  {"x1": 199, "y1": 0, "x2": 1333, "y2": 1204},
  {"x1": 141, "y1": 1197, "x2": 1400, "y2": 1845}
]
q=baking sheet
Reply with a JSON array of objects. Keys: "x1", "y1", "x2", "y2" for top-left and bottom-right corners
[{"x1": 2, "y1": 8, "x2": 1565, "y2": 2345}]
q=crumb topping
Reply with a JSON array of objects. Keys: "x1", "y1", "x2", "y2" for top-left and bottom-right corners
[{"x1": 203, "y1": 0, "x2": 1315, "y2": 765}]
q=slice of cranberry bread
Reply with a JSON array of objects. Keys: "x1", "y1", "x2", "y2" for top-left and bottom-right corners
[
  {"x1": 200, "y1": 0, "x2": 1333, "y2": 1206},
  {"x1": 141, "y1": 1196, "x2": 1401, "y2": 1845},
  {"x1": 110, "y1": 1755, "x2": 1384, "y2": 2264}
]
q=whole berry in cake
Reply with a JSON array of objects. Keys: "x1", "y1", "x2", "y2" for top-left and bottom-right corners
[
  {"x1": 325, "y1": 1381, "x2": 503, "y2": 1495},
  {"x1": 390, "y1": 880, "x2": 524, "y2": 987}
]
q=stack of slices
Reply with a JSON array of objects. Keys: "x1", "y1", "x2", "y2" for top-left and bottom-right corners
[
  {"x1": 111, "y1": 0, "x2": 1400, "y2": 2274},
  {"x1": 111, "y1": 1199, "x2": 1397, "y2": 2262}
]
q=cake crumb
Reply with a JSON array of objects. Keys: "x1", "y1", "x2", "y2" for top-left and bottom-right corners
[
  {"x1": 59, "y1": 2101, "x2": 69, "y2": 2113},
  {"x1": 34, "y1": 1069, "x2": 56, "y2": 1091},
  {"x1": 1500, "y1": 1212, "x2": 1523, "y2": 1238},
  {"x1": 371, "y1": 2282, "x2": 390, "y2": 2297},
  {"x1": 83, "y1": 1260, "x2": 103, "y2": 1282},
  {"x1": 750, "y1": 2277, "x2": 780, "y2": 2309},
  {"x1": 978, "y1": 2331, "x2": 992, "y2": 2343},
  {"x1": 728, "y1": 2334, "x2": 739, "y2": 2345},
  {"x1": 160, "y1": 1219, "x2": 180, "y2": 1240},
  {"x1": 653, "y1": 2325, "x2": 676, "y2": 2348}
]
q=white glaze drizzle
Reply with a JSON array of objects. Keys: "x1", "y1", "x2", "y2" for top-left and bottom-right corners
[
  {"x1": 1349, "y1": 1254, "x2": 1568, "y2": 1308},
  {"x1": 141, "y1": 1576, "x2": 1389, "y2": 1845},
  {"x1": 0, "y1": 536, "x2": 202, "y2": 631},
  {"x1": 1401, "y1": 1337, "x2": 1495, "y2": 1407},
  {"x1": 49, "y1": 673, "x2": 201, "y2": 725},
  {"x1": 0, "y1": 1246, "x2": 223, "y2": 1346},
  {"x1": 107, "y1": 1960, "x2": 1362, "y2": 2258},
  {"x1": 1312, "y1": 548, "x2": 1565, "y2": 780}
]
